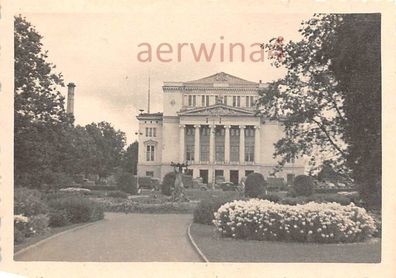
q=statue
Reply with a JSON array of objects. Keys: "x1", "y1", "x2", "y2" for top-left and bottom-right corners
[{"x1": 170, "y1": 162, "x2": 190, "y2": 202}]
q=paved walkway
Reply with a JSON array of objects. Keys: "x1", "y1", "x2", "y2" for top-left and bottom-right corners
[{"x1": 15, "y1": 213, "x2": 201, "y2": 262}]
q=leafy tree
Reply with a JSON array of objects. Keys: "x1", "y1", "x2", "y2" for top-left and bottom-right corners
[
  {"x1": 14, "y1": 15, "x2": 73, "y2": 187},
  {"x1": 122, "y1": 141, "x2": 138, "y2": 174},
  {"x1": 260, "y1": 14, "x2": 381, "y2": 206},
  {"x1": 85, "y1": 122, "x2": 126, "y2": 180}
]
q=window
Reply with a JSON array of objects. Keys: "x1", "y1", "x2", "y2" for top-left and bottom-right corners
[
  {"x1": 245, "y1": 127, "x2": 255, "y2": 162},
  {"x1": 286, "y1": 157, "x2": 296, "y2": 163},
  {"x1": 206, "y1": 95, "x2": 210, "y2": 106},
  {"x1": 146, "y1": 171, "x2": 154, "y2": 177},
  {"x1": 232, "y1": 96, "x2": 240, "y2": 107},
  {"x1": 145, "y1": 127, "x2": 156, "y2": 137},
  {"x1": 186, "y1": 144, "x2": 194, "y2": 161},
  {"x1": 246, "y1": 96, "x2": 255, "y2": 107},
  {"x1": 193, "y1": 95, "x2": 196, "y2": 106},
  {"x1": 230, "y1": 127, "x2": 240, "y2": 162},
  {"x1": 188, "y1": 95, "x2": 192, "y2": 106},
  {"x1": 202, "y1": 95, "x2": 205, "y2": 106},
  {"x1": 146, "y1": 145, "x2": 155, "y2": 161},
  {"x1": 200, "y1": 145, "x2": 209, "y2": 162},
  {"x1": 245, "y1": 128, "x2": 254, "y2": 137},
  {"x1": 224, "y1": 96, "x2": 228, "y2": 105},
  {"x1": 245, "y1": 146, "x2": 254, "y2": 162}
]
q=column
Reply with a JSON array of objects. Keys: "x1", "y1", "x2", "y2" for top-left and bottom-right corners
[
  {"x1": 179, "y1": 124, "x2": 185, "y2": 162},
  {"x1": 254, "y1": 125, "x2": 260, "y2": 164},
  {"x1": 209, "y1": 124, "x2": 215, "y2": 163},
  {"x1": 239, "y1": 125, "x2": 245, "y2": 164},
  {"x1": 224, "y1": 125, "x2": 231, "y2": 163},
  {"x1": 194, "y1": 124, "x2": 200, "y2": 163}
]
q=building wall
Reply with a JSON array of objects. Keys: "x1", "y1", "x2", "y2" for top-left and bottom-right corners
[{"x1": 163, "y1": 89, "x2": 183, "y2": 116}]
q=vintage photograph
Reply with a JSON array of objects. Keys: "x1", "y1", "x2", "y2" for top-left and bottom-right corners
[{"x1": 6, "y1": 1, "x2": 383, "y2": 266}]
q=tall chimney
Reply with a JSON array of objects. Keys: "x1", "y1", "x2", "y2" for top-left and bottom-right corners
[{"x1": 67, "y1": 82, "x2": 76, "y2": 115}]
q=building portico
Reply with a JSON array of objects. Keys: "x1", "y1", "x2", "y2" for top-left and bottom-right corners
[{"x1": 137, "y1": 72, "x2": 305, "y2": 184}]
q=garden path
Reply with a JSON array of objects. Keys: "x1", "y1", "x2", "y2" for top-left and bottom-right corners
[{"x1": 15, "y1": 213, "x2": 202, "y2": 262}]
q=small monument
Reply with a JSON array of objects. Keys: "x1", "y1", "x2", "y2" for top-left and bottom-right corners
[{"x1": 170, "y1": 162, "x2": 190, "y2": 202}]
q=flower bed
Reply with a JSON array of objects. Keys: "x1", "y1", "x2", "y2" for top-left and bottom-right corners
[
  {"x1": 93, "y1": 197, "x2": 197, "y2": 214},
  {"x1": 213, "y1": 199, "x2": 377, "y2": 243}
]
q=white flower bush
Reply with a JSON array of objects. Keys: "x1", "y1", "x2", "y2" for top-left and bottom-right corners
[
  {"x1": 14, "y1": 214, "x2": 29, "y2": 223},
  {"x1": 60, "y1": 187, "x2": 91, "y2": 193},
  {"x1": 213, "y1": 199, "x2": 377, "y2": 243}
]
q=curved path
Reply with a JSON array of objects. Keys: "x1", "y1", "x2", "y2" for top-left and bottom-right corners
[{"x1": 15, "y1": 213, "x2": 201, "y2": 262}]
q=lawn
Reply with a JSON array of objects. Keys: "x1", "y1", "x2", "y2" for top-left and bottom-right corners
[{"x1": 189, "y1": 223, "x2": 381, "y2": 263}]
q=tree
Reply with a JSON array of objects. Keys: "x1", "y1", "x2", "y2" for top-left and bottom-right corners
[
  {"x1": 260, "y1": 14, "x2": 381, "y2": 207},
  {"x1": 121, "y1": 141, "x2": 138, "y2": 174},
  {"x1": 85, "y1": 122, "x2": 126, "y2": 180},
  {"x1": 14, "y1": 15, "x2": 73, "y2": 187}
]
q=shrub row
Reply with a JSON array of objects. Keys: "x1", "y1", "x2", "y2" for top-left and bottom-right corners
[
  {"x1": 213, "y1": 199, "x2": 377, "y2": 243},
  {"x1": 14, "y1": 187, "x2": 105, "y2": 243},
  {"x1": 193, "y1": 196, "x2": 240, "y2": 225},
  {"x1": 47, "y1": 196, "x2": 104, "y2": 227}
]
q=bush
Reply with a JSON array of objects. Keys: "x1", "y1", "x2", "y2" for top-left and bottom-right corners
[
  {"x1": 47, "y1": 196, "x2": 104, "y2": 224},
  {"x1": 48, "y1": 210, "x2": 70, "y2": 227},
  {"x1": 258, "y1": 194, "x2": 281, "y2": 203},
  {"x1": 107, "y1": 190, "x2": 129, "y2": 198},
  {"x1": 139, "y1": 176, "x2": 154, "y2": 189},
  {"x1": 193, "y1": 196, "x2": 239, "y2": 225},
  {"x1": 14, "y1": 187, "x2": 48, "y2": 217},
  {"x1": 293, "y1": 175, "x2": 314, "y2": 196},
  {"x1": 244, "y1": 173, "x2": 267, "y2": 198},
  {"x1": 213, "y1": 199, "x2": 377, "y2": 243},
  {"x1": 14, "y1": 214, "x2": 49, "y2": 243},
  {"x1": 117, "y1": 173, "x2": 138, "y2": 194},
  {"x1": 162, "y1": 172, "x2": 176, "y2": 196}
]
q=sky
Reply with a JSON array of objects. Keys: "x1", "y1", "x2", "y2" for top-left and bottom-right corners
[{"x1": 18, "y1": 2, "x2": 311, "y2": 144}]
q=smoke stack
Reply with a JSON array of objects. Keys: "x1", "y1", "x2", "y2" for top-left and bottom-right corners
[{"x1": 67, "y1": 82, "x2": 76, "y2": 115}]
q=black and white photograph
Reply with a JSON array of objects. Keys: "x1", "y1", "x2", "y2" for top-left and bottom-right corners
[{"x1": 0, "y1": 0, "x2": 395, "y2": 277}]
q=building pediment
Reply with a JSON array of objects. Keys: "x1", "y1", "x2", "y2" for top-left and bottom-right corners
[
  {"x1": 178, "y1": 104, "x2": 255, "y2": 117},
  {"x1": 143, "y1": 139, "x2": 158, "y2": 145}
]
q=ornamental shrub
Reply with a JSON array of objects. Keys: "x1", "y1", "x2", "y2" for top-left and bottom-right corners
[
  {"x1": 47, "y1": 196, "x2": 104, "y2": 224},
  {"x1": 244, "y1": 173, "x2": 267, "y2": 198},
  {"x1": 14, "y1": 214, "x2": 49, "y2": 243},
  {"x1": 117, "y1": 173, "x2": 138, "y2": 194},
  {"x1": 162, "y1": 172, "x2": 176, "y2": 196},
  {"x1": 193, "y1": 196, "x2": 239, "y2": 225},
  {"x1": 258, "y1": 193, "x2": 281, "y2": 203},
  {"x1": 14, "y1": 187, "x2": 48, "y2": 217},
  {"x1": 213, "y1": 199, "x2": 377, "y2": 243},
  {"x1": 48, "y1": 210, "x2": 70, "y2": 227},
  {"x1": 293, "y1": 175, "x2": 314, "y2": 196}
]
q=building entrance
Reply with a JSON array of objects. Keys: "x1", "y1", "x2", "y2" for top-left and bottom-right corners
[
  {"x1": 200, "y1": 169, "x2": 209, "y2": 184},
  {"x1": 230, "y1": 170, "x2": 239, "y2": 185}
]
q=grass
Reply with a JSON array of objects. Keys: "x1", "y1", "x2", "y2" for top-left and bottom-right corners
[{"x1": 189, "y1": 223, "x2": 381, "y2": 263}]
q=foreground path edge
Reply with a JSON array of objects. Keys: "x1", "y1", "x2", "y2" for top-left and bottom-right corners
[
  {"x1": 14, "y1": 221, "x2": 101, "y2": 258},
  {"x1": 187, "y1": 224, "x2": 209, "y2": 263}
]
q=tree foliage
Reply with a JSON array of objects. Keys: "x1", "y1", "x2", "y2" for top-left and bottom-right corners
[
  {"x1": 85, "y1": 122, "x2": 126, "y2": 179},
  {"x1": 121, "y1": 141, "x2": 139, "y2": 174},
  {"x1": 14, "y1": 15, "x2": 73, "y2": 187},
  {"x1": 260, "y1": 14, "x2": 381, "y2": 206},
  {"x1": 14, "y1": 15, "x2": 127, "y2": 187}
]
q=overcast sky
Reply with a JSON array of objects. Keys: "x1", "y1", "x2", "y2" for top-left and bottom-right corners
[{"x1": 19, "y1": 2, "x2": 311, "y2": 144}]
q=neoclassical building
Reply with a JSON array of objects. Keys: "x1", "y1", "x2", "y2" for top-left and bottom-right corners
[{"x1": 137, "y1": 72, "x2": 304, "y2": 184}]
